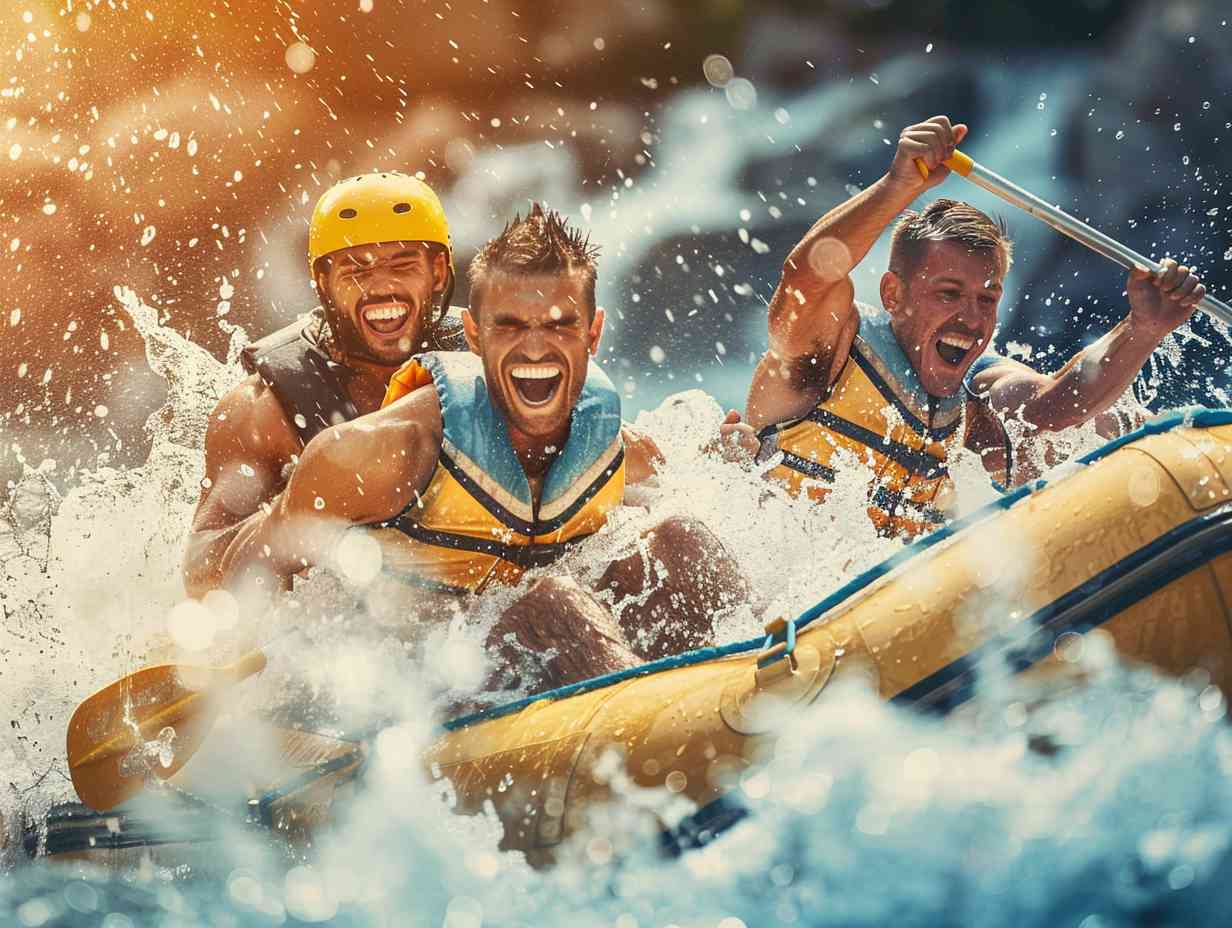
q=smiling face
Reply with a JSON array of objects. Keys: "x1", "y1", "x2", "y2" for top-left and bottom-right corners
[
  {"x1": 881, "y1": 240, "x2": 1004, "y2": 398},
  {"x1": 315, "y1": 240, "x2": 448, "y2": 365},
  {"x1": 464, "y1": 271, "x2": 604, "y2": 451}
]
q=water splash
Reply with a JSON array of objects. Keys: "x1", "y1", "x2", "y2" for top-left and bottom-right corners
[{"x1": 3, "y1": 290, "x2": 1230, "y2": 928}]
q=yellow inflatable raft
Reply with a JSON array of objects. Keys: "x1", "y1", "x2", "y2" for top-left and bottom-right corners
[
  {"x1": 423, "y1": 409, "x2": 1232, "y2": 861},
  {"x1": 43, "y1": 410, "x2": 1232, "y2": 866}
]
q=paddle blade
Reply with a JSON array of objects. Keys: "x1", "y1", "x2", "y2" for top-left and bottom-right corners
[{"x1": 66, "y1": 663, "x2": 223, "y2": 811}]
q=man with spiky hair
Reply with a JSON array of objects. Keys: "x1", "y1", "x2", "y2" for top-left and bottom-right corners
[
  {"x1": 744, "y1": 115, "x2": 1205, "y2": 538},
  {"x1": 240, "y1": 204, "x2": 750, "y2": 693}
]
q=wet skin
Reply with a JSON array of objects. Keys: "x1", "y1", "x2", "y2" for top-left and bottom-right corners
[
  {"x1": 314, "y1": 240, "x2": 448, "y2": 366},
  {"x1": 226, "y1": 267, "x2": 745, "y2": 692},
  {"x1": 461, "y1": 272, "x2": 605, "y2": 484},
  {"x1": 881, "y1": 241, "x2": 1003, "y2": 399},
  {"x1": 745, "y1": 113, "x2": 1205, "y2": 488},
  {"x1": 183, "y1": 239, "x2": 447, "y2": 598}
]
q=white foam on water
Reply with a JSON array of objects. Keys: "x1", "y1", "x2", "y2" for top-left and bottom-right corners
[{"x1": 3, "y1": 289, "x2": 1231, "y2": 928}]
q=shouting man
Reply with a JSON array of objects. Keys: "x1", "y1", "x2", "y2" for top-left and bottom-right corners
[
  {"x1": 223, "y1": 205, "x2": 748, "y2": 691},
  {"x1": 746, "y1": 115, "x2": 1207, "y2": 538},
  {"x1": 183, "y1": 172, "x2": 465, "y2": 596}
]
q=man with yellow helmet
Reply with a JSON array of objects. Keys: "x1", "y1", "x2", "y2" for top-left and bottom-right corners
[{"x1": 183, "y1": 172, "x2": 466, "y2": 596}]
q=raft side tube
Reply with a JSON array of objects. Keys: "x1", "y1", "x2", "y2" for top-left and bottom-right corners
[{"x1": 423, "y1": 412, "x2": 1232, "y2": 857}]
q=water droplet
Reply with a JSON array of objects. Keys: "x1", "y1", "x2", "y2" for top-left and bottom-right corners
[
  {"x1": 157, "y1": 726, "x2": 177, "y2": 768},
  {"x1": 1174, "y1": 122, "x2": 1182, "y2": 132},
  {"x1": 334, "y1": 531, "x2": 383, "y2": 585},
  {"x1": 167, "y1": 599, "x2": 217, "y2": 651},
  {"x1": 925, "y1": 42, "x2": 933, "y2": 53},
  {"x1": 140, "y1": 225, "x2": 156, "y2": 246},
  {"x1": 75, "y1": 11, "x2": 90, "y2": 30},
  {"x1": 93, "y1": 405, "x2": 108, "y2": 418},
  {"x1": 702, "y1": 53, "x2": 734, "y2": 88},
  {"x1": 314, "y1": 496, "x2": 326, "y2": 510},
  {"x1": 649, "y1": 345, "x2": 666, "y2": 364},
  {"x1": 358, "y1": 0, "x2": 373, "y2": 10},
  {"x1": 1115, "y1": 130, "x2": 1124, "y2": 140},
  {"x1": 725, "y1": 77, "x2": 757, "y2": 110},
  {"x1": 285, "y1": 42, "x2": 316, "y2": 75},
  {"x1": 8, "y1": 143, "x2": 21, "y2": 161}
]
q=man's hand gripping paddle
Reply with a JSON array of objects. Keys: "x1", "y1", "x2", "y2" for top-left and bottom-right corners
[
  {"x1": 66, "y1": 649, "x2": 268, "y2": 812},
  {"x1": 916, "y1": 150, "x2": 1232, "y2": 327}
]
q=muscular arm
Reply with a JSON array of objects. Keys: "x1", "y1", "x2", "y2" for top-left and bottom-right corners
[
  {"x1": 746, "y1": 116, "x2": 966, "y2": 431},
  {"x1": 186, "y1": 383, "x2": 443, "y2": 596},
  {"x1": 241, "y1": 385, "x2": 443, "y2": 590},
  {"x1": 182, "y1": 376, "x2": 303, "y2": 598},
  {"x1": 972, "y1": 262, "x2": 1205, "y2": 434},
  {"x1": 971, "y1": 331, "x2": 1154, "y2": 435}
]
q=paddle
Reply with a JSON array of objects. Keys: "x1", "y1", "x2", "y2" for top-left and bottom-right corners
[
  {"x1": 66, "y1": 649, "x2": 267, "y2": 812},
  {"x1": 916, "y1": 151, "x2": 1232, "y2": 327}
]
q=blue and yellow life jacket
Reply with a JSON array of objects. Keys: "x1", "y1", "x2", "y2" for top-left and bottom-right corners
[
  {"x1": 759, "y1": 307, "x2": 967, "y2": 539},
  {"x1": 366, "y1": 351, "x2": 626, "y2": 593}
]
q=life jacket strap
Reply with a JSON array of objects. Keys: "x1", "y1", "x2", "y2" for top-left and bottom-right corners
[{"x1": 805, "y1": 408, "x2": 948, "y2": 480}]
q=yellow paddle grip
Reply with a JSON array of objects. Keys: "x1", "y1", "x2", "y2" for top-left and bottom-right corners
[{"x1": 914, "y1": 149, "x2": 974, "y2": 180}]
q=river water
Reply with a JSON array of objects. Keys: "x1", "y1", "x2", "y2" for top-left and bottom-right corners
[
  {"x1": 0, "y1": 276, "x2": 1229, "y2": 927},
  {"x1": 3, "y1": 23, "x2": 1232, "y2": 922}
]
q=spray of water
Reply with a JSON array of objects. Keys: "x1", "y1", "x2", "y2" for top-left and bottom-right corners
[{"x1": 2, "y1": 290, "x2": 1230, "y2": 928}]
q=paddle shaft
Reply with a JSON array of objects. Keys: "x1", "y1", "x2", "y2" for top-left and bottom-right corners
[{"x1": 918, "y1": 152, "x2": 1232, "y2": 327}]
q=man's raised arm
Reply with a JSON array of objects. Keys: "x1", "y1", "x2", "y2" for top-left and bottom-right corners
[
  {"x1": 972, "y1": 260, "x2": 1205, "y2": 434},
  {"x1": 747, "y1": 115, "x2": 969, "y2": 429}
]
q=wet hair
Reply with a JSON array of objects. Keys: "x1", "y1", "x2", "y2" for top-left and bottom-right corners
[
  {"x1": 889, "y1": 199, "x2": 1014, "y2": 282},
  {"x1": 467, "y1": 203, "x2": 600, "y2": 318}
]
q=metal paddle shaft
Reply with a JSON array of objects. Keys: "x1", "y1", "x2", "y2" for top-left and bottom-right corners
[{"x1": 922, "y1": 151, "x2": 1232, "y2": 327}]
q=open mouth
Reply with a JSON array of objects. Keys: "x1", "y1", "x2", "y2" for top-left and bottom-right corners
[
  {"x1": 935, "y1": 332, "x2": 977, "y2": 367},
  {"x1": 510, "y1": 363, "x2": 563, "y2": 407},
  {"x1": 360, "y1": 301, "x2": 412, "y2": 336}
]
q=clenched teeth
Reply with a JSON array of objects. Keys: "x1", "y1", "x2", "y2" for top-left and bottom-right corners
[
  {"x1": 363, "y1": 304, "x2": 409, "y2": 322},
  {"x1": 511, "y1": 364, "x2": 562, "y2": 380},
  {"x1": 938, "y1": 334, "x2": 976, "y2": 351}
]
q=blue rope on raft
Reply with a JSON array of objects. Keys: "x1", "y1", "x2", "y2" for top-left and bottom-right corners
[{"x1": 441, "y1": 406, "x2": 1232, "y2": 732}]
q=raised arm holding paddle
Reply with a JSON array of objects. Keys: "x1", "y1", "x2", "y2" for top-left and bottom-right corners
[{"x1": 744, "y1": 114, "x2": 1210, "y2": 535}]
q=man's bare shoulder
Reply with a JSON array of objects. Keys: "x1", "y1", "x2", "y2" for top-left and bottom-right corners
[
  {"x1": 203, "y1": 374, "x2": 301, "y2": 465},
  {"x1": 747, "y1": 308, "x2": 858, "y2": 431}
]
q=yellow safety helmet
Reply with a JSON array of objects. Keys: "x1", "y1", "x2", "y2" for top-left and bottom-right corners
[{"x1": 308, "y1": 172, "x2": 455, "y2": 311}]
